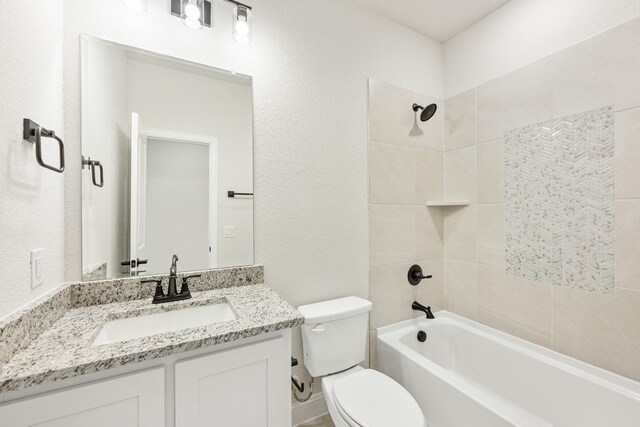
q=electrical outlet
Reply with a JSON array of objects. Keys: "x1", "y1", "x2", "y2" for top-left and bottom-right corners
[
  {"x1": 30, "y1": 248, "x2": 44, "y2": 289},
  {"x1": 223, "y1": 226, "x2": 236, "y2": 238}
]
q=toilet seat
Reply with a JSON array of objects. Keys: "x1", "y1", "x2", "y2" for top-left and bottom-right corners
[{"x1": 332, "y1": 369, "x2": 425, "y2": 427}]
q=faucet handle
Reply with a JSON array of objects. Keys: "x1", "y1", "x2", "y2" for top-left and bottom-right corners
[
  {"x1": 142, "y1": 279, "x2": 165, "y2": 299},
  {"x1": 408, "y1": 264, "x2": 432, "y2": 286},
  {"x1": 180, "y1": 274, "x2": 201, "y2": 295}
]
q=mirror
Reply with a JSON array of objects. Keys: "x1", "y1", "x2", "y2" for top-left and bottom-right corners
[{"x1": 81, "y1": 36, "x2": 253, "y2": 280}]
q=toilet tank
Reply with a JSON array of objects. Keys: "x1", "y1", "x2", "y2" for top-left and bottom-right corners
[{"x1": 298, "y1": 296, "x2": 372, "y2": 377}]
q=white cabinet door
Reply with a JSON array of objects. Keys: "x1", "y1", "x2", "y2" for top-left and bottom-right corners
[
  {"x1": 175, "y1": 336, "x2": 290, "y2": 427},
  {"x1": 0, "y1": 368, "x2": 165, "y2": 427}
]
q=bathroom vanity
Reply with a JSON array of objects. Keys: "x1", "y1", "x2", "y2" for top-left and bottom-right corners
[
  {"x1": 0, "y1": 33, "x2": 297, "y2": 427},
  {"x1": 0, "y1": 266, "x2": 303, "y2": 427}
]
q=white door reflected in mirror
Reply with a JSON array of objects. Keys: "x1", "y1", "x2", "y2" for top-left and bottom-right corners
[{"x1": 136, "y1": 127, "x2": 218, "y2": 275}]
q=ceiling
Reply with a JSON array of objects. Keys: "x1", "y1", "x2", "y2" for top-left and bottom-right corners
[{"x1": 347, "y1": 0, "x2": 511, "y2": 43}]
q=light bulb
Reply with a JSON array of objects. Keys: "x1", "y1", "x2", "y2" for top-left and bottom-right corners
[
  {"x1": 235, "y1": 19, "x2": 249, "y2": 36},
  {"x1": 232, "y1": 5, "x2": 252, "y2": 44},
  {"x1": 184, "y1": 0, "x2": 201, "y2": 20},
  {"x1": 121, "y1": 0, "x2": 147, "y2": 13},
  {"x1": 182, "y1": 17, "x2": 203, "y2": 29}
]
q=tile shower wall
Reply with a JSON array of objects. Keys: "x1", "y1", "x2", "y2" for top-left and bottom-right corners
[
  {"x1": 368, "y1": 79, "x2": 445, "y2": 365},
  {"x1": 443, "y1": 17, "x2": 640, "y2": 381}
]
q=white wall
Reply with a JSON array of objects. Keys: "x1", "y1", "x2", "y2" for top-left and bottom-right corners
[
  {"x1": 127, "y1": 58, "x2": 253, "y2": 268},
  {"x1": 444, "y1": 0, "x2": 640, "y2": 97},
  {"x1": 81, "y1": 38, "x2": 130, "y2": 278},
  {"x1": 0, "y1": 0, "x2": 65, "y2": 318},
  {"x1": 61, "y1": 0, "x2": 444, "y2": 377}
]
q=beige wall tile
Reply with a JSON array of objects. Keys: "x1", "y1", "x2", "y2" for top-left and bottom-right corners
[
  {"x1": 295, "y1": 414, "x2": 336, "y2": 427},
  {"x1": 552, "y1": 19, "x2": 640, "y2": 118},
  {"x1": 615, "y1": 108, "x2": 640, "y2": 199},
  {"x1": 553, "y1": 287, "x2": 640, "y2": 382},
  {"x1": 444, "y1": 146, "x2": 477, "y2": 203},
  {"x1": 369, "y1": 141, "x2": 414, "y2": 204},
  {"x1": 444, "y1": 259, "x2": 477, "y2": 319},
  {"x1": 445, "y1": 88, "x2": 476, "y2": 151},
  {"x1": 414, "y1": 107, "x2": 445, "y2": 152},
  {"x1": 415, "y1": 206, "x2": 444, "y2": 261},
  {"x1": 369, "y1": 262, "x2": 417, "y2": 329},
  {"x1": 477, "y1": 58, "x2": 551, "y2": 143},
  {"x1": 615, "y1": 200, "x2": 640, "y2": 291},
  {"x1": 370, "y1": 260, "x2": 443, "y2": 330},
  {"x1": 368, "y1": 329, "x2": 377, "y2": 369},
  {"x1": 415, "y1": 258, "x2": 444, "y2": 313},
  {"x1": 477, "y1": 264, "x2": 553, "y2": 347},
  {"x1": 415, "y1": 149, "x2": 443, "y2": 203},
  {"x1": 369, "y1": 205, "x2": 414, "y2": 266},
  {"x1": 477, "y1": 203, "x2": 505, "y2": 267},
  {"x1": 477, "y1": 140, "x2": 504, "y2": 203},
  {"x1": 369, "y1": 79, "x2": 414, "y2": 147},
  {"x1": 444, "y1": 204, "x2": 477, "y2": 262},
  {"x1": 363, "y1": 328, "x2": 371, "y2": 368},
  {"x1": 369, "y1": 79, "x2": 443, "y2": 151}
]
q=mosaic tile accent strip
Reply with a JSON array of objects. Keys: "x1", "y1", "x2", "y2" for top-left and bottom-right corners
[{"x1": 505, "y1": 106, "x2": 615, "y2": 294}]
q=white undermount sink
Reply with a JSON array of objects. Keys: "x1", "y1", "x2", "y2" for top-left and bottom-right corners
[{"x1": 91, "y1": 302, "x2": 236, "y2": 347}]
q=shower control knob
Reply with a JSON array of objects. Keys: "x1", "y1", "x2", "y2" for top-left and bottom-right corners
[{"x1": 408, "y1": 264, "x2": 432, "y2": 286}]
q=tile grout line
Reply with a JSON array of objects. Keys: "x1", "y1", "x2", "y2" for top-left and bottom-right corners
[
  {"x1": 549, "y1": 56, "x2": 556, "y2": 353},
  {"x1": 442, "y1": 98, "x2": 448, "y2": 311},
  {"x1": 551, "y1": 284, "x2": 555, "y2": 351},
  {"x1": 475, "y1": 86, "x2": 479, "y2": 321},
  {"x1": 369, "y1": 138, "x2": 444, "y2": 154}
]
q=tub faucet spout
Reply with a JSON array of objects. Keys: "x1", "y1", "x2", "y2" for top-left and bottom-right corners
[{"x1": 412, "y1": 301, "x2": 435, "y2": 319}]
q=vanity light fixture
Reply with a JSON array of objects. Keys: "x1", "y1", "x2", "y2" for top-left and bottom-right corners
[
  {"x1": 171, "y1": 0, "x2": 212, "y2": 29},
  {"x1": 230, "y1": 2, "x2": 252, "y2": 44},
  {"x1": 121, "y1": 0, "x2": 148, "y2": 13},
  {"x1": 170, "y1": 0, "x2": 252, "y2": 43}
]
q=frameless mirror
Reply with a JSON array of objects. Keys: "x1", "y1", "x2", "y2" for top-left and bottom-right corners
[{"x1": 81, "y1": 36, "x2": 253, "y2": 280}]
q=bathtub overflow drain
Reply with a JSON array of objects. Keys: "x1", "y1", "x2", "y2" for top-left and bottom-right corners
[{"x1": 417, "y1": 330, "x2": 427, "y2": 342}]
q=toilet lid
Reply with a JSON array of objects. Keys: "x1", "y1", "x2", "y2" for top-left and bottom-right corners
[{"x1": 332, "y1": 369, "x2": 425, "y2": 427}]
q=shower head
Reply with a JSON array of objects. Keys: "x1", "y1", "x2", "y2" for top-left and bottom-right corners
[{"x1": 412, "y1": 103, "x2": 438, "y2": 122}]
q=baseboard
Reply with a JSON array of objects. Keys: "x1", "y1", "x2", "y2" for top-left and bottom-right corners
[{"x1": 292, "y1": 391, "x2": 328, "y2": 426}]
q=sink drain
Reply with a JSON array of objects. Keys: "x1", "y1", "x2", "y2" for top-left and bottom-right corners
[{"x1": 417, "y1": 330, "x2": 427, "y2": 342}]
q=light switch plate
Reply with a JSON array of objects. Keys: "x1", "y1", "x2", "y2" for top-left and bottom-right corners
[
  {"x1": 223, "y1": 226, "x2": 236, "y2": 238},
  {"x1": 30, "y1": 248, "x2": 44, "y2": 289}
]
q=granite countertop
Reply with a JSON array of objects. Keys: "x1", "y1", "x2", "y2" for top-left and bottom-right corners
[{"x1": 0, "y1": 270, "x2": 303, "y2": 393}]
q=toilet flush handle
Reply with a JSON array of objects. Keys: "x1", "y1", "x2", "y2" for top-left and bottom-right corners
[{"x1": 310, "y1": 324, "x2": 325, "y2": 333}]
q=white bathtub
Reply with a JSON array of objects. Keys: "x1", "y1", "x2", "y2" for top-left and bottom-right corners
[{"x1": 376, "y1": 311, "x2": 640, "y2": 427}]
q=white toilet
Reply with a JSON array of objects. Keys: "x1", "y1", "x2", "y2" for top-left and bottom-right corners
[{"x1": 298, "y1": 296, "x2": 426, "y2": 427}]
